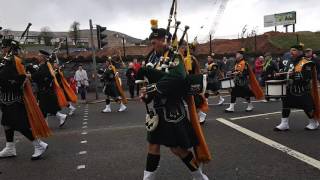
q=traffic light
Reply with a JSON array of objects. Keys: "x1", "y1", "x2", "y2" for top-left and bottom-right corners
[{"x1": 96, "y1": 25, "x2": 108, "y2": 49}]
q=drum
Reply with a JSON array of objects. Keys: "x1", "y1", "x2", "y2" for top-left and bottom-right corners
[
  {"x1": 220, "y1": 77, "x2": 235, "y2": 89},
  {"x1": 265, "y1": 80, "x2": 287, "y2": 98}
]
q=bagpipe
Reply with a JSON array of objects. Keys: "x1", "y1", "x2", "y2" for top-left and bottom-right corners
[
  {"x1": 1, "y1": 23, "x2": 52, "y2": 138},
  {"x1": 136, "y1": 0, "x2": 211, "y2": 163}
]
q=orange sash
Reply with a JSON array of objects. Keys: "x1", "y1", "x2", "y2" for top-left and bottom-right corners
[
  {"x1": 248, "y1": 64, "x2": 264, "y2": 100},
  {"x1": 198, "y1": 95, "x2": 209, "y2": 113},
  {"x1": 235, "y1": 59, "x2": 264, "y2": 100},
  {"x1": 58, "y1": 70, "x2": 78, "y2": 103},
  {"x1": 47, "y1": 63, "x2": 68, "y2": 108},
  {"x1": 187, "y1": 96, "x2": 212, "y2": 163},
  {"x1": 294, "y1": 58, "x2": 320, "y2": 120},
  {"x1": 311, "y1": 67, "x2": 320, "y2": 120},
  {"x1": 180, "y1": 56, "x2": 211, "y2": 163},
  {"x1": 15, "y1": 56, "x2": 52, "y2": 138},
  {"x1": 235, "y1": 59, "x2": 246, "y2": 72},
  {"x1": 111, "y1": 65, "x2": 128, "y2": 104}
]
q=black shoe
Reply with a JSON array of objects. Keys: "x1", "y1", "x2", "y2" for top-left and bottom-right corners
[
  {"x1": 273, "y1": 127, "x2": 289, "y2": 132},
  {"x1": 225, "y1": 110, "x2": 234, "y2": 113}
]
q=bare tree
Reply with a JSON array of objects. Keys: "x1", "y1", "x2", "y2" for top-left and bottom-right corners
[
  {"x1": 69, "y1": 21, "x2": 80, "y2": 46},
  {"x1": 38, "y1": 26, "x2": 54, "y2": 46}
]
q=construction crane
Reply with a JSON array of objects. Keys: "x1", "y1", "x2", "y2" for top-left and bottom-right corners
[
  {"x1": 209, "y1": 0, "x2": 230, "y2": 38},
  {"x1": 208, "y1": 0, "x2": 230, "y2": 53}
]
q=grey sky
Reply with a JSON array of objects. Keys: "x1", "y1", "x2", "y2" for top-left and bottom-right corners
[{"x1": 1, "y1": 0, "x2": 319, "y2": 41}]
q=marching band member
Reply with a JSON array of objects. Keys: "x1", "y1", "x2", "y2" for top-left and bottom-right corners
[
  {"x1": 183, "y1": 44, "x2": 209, "y2": 124},
  {"x1": 31, "y1": 50, "x2": 68, "y2": 127},
  {"x1": 275, "y1": 44, "x2": 320, "y2": 131},
  {"x1": 261, "y1": 52, "x2": 279, "y2": 85},
  {"x1": 0, "y1": 39, "x2": 49, "y2": 160},
  {"x1": 100, "y1": 57, "x2": 127, "y2": 113},
  {"x1": 205, "y1": 55, "x2": 225, "y2": 106},
  {"x1": 140, "y1": 20, "x2": 208, "y2": 180},
  {"x1": 225, "y1": 49, "x2": 264, "y2": 112}
]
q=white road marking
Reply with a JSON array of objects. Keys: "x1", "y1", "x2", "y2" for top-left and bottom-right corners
[
  {"x1": 81, "y1": 140, "x2": 87, "y2": 144},
  {"x1": 83, "y1": 122, "x2": 88, "y2": 125},
  {"x1": 83, "y1": 118, "x2": 88, "y2": 121},
  {"x1": 208, "y1": 103, "x2": 227, "y2": 106},
  {"x1": 78, "y1": 151, "x2": 87, "y2": 155},
  {"x1": 82, "y1": 126, "x2": 88, "y2": 129},
  {"x1": 216, "y1": 118, "x2": 320, "y2": 170},
  {"x1": 77, "y1": 165, "x2": 86, "y2": 170},
  {"x1": 83, "y1": 115, "x2": 88, "y2": 118},
  {"x1": 81, "y1": 131, "x2": 88, "y2": 135},
  {"x1": 230, "y1": 110, "x2": 303, "y2": 120}
]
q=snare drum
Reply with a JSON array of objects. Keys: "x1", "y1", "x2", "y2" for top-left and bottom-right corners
[
  {"x1": 265, "y1": 80, "x2": 287, "y2": 98},
  {"x1": 220, "y1": 77, "x2": 235, "y2": 89}
]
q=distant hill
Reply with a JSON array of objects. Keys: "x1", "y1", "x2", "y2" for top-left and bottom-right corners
[
  {"x1": 15, "y1": 31, "x2": 320, "y2": 61},
  {"x1": 196, "y1": 31, "x2": 320, "y2": 56},
  {"x1": 3, "y1": 29, "x2": 142, "y2": 47},
  {"x1": 268, "y1": 31, "x2": 320, "y2": 51}
]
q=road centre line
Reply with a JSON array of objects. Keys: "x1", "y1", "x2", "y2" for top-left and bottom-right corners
[
  {"x1": 216, "y1": 118, "x2": 320, "y2": 170},
  {"x1": 78, "y1": 151, "x2": 87, "y2": 155},
  {"x1": 77, "y1": 165, "x2": 86, "y2": 170},
  {"x1": 230, "y1": 110, "x2": 303, "y2": 120}
]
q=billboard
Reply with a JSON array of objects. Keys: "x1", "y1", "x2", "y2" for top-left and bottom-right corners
[{"x1": 264, "y1": 11, "x2": 296, "y2": 27}]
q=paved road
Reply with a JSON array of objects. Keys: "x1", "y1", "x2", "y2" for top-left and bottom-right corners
[{"x1": 1, "y1": 94, "x2": 320, "y2": 180}]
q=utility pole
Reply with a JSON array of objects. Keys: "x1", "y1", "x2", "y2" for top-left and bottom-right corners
[
  {"x1": 122, "y1": 36, "x2": 126, "y2": 60},
  {"x1": 209, "y1": 33, "x2": 212, "y2": 55},
  {"x1": 254, "y1": 34, "x2": 257, "y2": 53},
  {"x1": 65, "y1": 36, "x2": 69, "y2": 59},
  {"x1": 89, "y1": 19, "x2": 99, "y2": 100}
]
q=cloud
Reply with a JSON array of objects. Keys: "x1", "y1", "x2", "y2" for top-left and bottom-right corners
[{"x1": 0, "y1": 0, "x2": 319, "y2": 41}]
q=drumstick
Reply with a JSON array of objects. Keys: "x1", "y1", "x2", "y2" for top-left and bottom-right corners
[{"x1": 275, "y1": 72, "x2": 293, "y2": 76}]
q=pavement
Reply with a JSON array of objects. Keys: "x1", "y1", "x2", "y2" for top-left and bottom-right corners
[{"x1": 1, "y1": 93, "x2": 320, "y2": 180}]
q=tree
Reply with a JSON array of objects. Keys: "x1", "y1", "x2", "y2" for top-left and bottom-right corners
[
  {"x1": 38, "y1": 26, "x2": 54, "y2": 46},
  {"x1": 69, "y1": 21, "x2": 80, "y2": 46}
]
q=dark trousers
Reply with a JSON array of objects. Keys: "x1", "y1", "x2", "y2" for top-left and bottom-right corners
[
  {"x1": 78, "y1": 85, "x2": 87, "y2": 100},
  {"x1": 231, "y1": 96, "x2": 250, "y2": 103},
  {"x1": 136, "y1": 84, "x2": 140, "y2": 96},
  {"x1": 4, "y1": 127, "x2": 34, "y2": 142},
  {"x1": 282, "y1": 108, "x2": 313, "y2": 119},
  {"x1": 129, "y1": 85, "x2": 135, "y2": 98}
]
